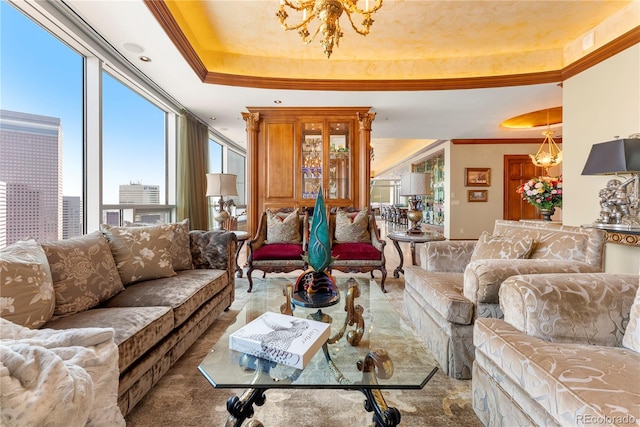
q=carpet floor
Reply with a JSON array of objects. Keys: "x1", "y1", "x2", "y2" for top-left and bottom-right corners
[{"x1": 125, "y1": 275, "x2": 483, "y2": 427}]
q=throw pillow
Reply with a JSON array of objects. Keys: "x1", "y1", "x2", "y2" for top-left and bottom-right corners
[
  {"x1": 169, "y1": 219, "x2": 193, "y2": 270},
  {"x1": 0, "y1": 240, "x2": 55, "y2": 328},
  {"x1": 622, "y1": 281, "x2": 640, "y2": 353},
  {"x1": 265, "y1": 209, "x2": 301, "y2": 244},
  {"x1": 334, "y1": 209, "x2": 370, "y2": 243},
  {"x1": 470, "y1": 231, "x2": 534, "y2": 262},
  {"x1": 101, "y1": 223, "x2": 176, "y2": 285},
  {"x1": 41, "y1": 231, "x2": 124, "y2": 318},
  {"x1": 122, "y1": 219, "x2": 192, "y2": 271}
]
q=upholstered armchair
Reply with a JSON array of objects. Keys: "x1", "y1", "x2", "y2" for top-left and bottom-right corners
[
  {"x1": 327, "y1": 209, "x2": 387, "y2": 291},
  {"x1": 473, "y1": 272, "x2": 640, "y2": 427},
  {"x1": 246, "y1": 208, "x2": 309, "y2": 292},
  {"x1": 403, "y1": 220, "x2": 607, "y2": 379}
]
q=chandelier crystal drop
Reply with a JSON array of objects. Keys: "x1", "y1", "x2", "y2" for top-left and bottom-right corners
[{"x1": 276, "y1": 0, "x2": 383, "y2": 58}]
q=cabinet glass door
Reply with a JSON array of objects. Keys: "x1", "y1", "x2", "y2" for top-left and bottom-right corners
[
  {"x1": 301, "y1": 122, "x2": 323, "y2": 200},
  {"x1": 328, "y1": 121, "x2": 351, "y2": 200}
]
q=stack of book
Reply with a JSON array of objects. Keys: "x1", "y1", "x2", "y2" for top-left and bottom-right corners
[{"x1": 229, "y1": 311, "x2": 331, "y2": 369}]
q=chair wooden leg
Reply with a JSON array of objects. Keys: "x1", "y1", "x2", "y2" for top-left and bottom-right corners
[
  {"x1": 379, "y1": 267, "x2": 387, "y2": 293},
  {"x1": 247, "y1": 269, "x2": 254, "y2": 292}
]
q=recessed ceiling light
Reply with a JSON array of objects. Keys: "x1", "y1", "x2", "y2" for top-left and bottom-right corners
[
  {"x1": 210, "y1": 116, "x2": 216, "y2": 121},
  {"x1": 139, "y1": 56, "x2": 152, "y2": 62},
  {"x1": 274, "y1": 100, "x2": 282, "y2": 104}
]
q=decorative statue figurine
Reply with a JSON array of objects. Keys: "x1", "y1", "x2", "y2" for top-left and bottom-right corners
[
  {"x1": 594, "y1": 176, "x2": 639, "y2": 227},
  {"x1": 293, "y1": 187, "x2": 339, "y2": 307}
]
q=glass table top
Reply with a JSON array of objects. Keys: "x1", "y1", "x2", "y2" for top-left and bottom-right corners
[{"x1": 199, "y1": 277, "x2": 438, "y2": 390}]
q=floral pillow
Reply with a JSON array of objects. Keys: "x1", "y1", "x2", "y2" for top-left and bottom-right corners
[
  {"x1": 123, "y1": 219, "x2": 192, "y2": 271},
  {"x1": 265, "y1": 209, "x2": 301, "y2": 244},
  {"x1": 470, "y1": 231, "x2": 534, "y2": 262},
  {"x1": 0, "y1": 240, "x2": 55, "y2": 328},
  {"x1": 101, "y1": 224, "x2": 176, "y2": 285},
  {"x1": 334, "y1": 209, "x2": 371, "y2": 243},
  {"x1": 41, "y1": 231, "x2": 124, "y2": 318}
]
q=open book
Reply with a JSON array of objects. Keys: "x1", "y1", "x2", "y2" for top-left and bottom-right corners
[{"x1": 229, "y1": 311, "x2": 331, "y2": 369}]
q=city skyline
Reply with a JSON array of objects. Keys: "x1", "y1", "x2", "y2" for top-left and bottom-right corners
[{"x1": 1, "y1": 2, "x2": 166, "y2": 205}]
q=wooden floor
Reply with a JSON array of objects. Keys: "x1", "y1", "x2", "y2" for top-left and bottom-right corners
[{"x1": 235, "y1": 217, "x2": 425, "y2": 279}]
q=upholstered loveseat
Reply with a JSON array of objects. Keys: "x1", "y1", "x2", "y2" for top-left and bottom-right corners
[
  {"x1": 473, "y1": 272, "x2": 640, "y2": 426},
  {"x1": 0, "y1": 222, "x2": 236, "y2": 420},
  {"x1": 403, "y1": 220, "x2": 606, "y2": 379}
]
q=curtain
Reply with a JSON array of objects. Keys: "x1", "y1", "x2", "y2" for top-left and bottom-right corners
[{"x1": 177, "y1": 111, "x2": 209, "y2": 230}]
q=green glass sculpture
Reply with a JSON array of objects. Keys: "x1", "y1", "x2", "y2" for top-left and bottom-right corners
[{"x1": 303, "y1": 187, "x2": 334, "y2": 273}]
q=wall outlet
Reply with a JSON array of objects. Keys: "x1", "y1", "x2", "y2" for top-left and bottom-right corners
[{"x1": 459, "y1": 228, "x2": 464, "y2": 234}]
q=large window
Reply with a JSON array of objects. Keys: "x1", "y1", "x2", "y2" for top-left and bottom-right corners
[
  {"x1": 101, "y1": 72, "x2": 169, "y2": 224},
  {"x1": 228, "y1": 149, "x2": 246, "y2": 207},
  {"x1": 0, "y1": 2, "x2": 83, "y2": 246},
  {"x1": 2, "y1": 1, "x2": 247, "y2": 239}
]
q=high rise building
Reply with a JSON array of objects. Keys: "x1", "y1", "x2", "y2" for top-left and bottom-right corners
[
  {"x1": 62, "y1": 196, "x2": 82, "y2": 239},
  {"x1": 104, "y1": 211, "x2": 121, "y2": 226},
  {"x1": 119, "y1": 182, "x2": 160, "y2": 204},
  {"x1": 0, "y1": 110, "x2": 62, "y2": 245},
  {"x1": 0, "y1": 181, "x2": 6, "y2": 249}
]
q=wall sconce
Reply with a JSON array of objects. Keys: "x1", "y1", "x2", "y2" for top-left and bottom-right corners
[
  {"x1": 400, "y1": 172, "x2": 431, "y2": 234},
  {"x1": 206, "y1": 173, "x2": 238, "y2": 230},
  {"x1": 581, "y1": 137, "x2": 640, "y2": 230}
]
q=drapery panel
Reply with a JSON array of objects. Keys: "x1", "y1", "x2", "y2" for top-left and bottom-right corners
[{"x1": 177, "y1": 111, "x2": 209, "y2": 230}]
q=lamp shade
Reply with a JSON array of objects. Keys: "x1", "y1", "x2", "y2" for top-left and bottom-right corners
[
  {"x1": 206, "y1": 173, "x2": 238, "y2": 197},
  {"x1": 581, "y1": 139, "x2": 640, "y2": 175},
  {"x1": 400, "y1": 172, "x2": 431, "y2": 196}
]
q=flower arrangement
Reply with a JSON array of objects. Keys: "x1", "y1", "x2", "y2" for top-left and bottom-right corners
[{"x1": 516, "y1": 176, "x2": 563, "y2": 210}]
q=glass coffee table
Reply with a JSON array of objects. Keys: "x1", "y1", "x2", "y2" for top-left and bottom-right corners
[{"x1": 198, "y1": 276, "x2": 438, "y2": 427}]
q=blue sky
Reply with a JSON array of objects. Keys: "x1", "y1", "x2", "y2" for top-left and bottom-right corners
[{"x1": 1, "y1": 2, "x2": 166, "y2": 204}]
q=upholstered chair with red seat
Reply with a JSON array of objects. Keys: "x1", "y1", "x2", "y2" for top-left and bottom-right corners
[
  {"x1": 328, "y1": 209, "x2": 387, "y2": 291},
  {"x1": 246, "y1": 208, "x2": 309, "y2": 292}
]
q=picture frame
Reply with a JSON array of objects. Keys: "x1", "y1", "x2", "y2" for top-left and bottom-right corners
[
  {"x1": 468, "y1": 190, "x2": 488, "y2": 202},
  {"x1": 465, "y1": 168, "x2": 491, "y2": 186}
]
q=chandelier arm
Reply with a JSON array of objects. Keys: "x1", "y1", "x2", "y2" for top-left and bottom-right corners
[
  {"x1": 343, "y1": 0, "x2": 383, "y2": 15},
  {"x1": 307, "y1": 24, "x2": 322, "y2": 45},
  {"x1": 281, "y1": 0, "x2": 314, "y2": 11},
  {"x1": 342, "y1": 10, "x2": 372, "y2": 36}
]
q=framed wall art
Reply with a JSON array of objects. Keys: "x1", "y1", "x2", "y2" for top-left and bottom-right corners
[
  {"x1": 468, "y1": 190, "x2": 488, "y2": 202},
  {"x1": 465, "y1": 168, "x2": 491, "y2": 186}
]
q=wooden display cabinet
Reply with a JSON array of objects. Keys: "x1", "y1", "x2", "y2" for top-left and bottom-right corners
[{"x1": 243, "y1": 107, "x2": 375, "y2": 236}]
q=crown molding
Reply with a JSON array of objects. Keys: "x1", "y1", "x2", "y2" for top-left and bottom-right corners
[{"x1": 145, "y1": 1, "x2": 638, "y2": 91}]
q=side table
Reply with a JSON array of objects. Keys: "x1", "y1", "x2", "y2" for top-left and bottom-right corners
[
  {"x1": 230, "y1": 230, "x2": 249, "y2": 278},
  {"x1": 387, "y1": 231, "x2": 446, "y2": 278}
]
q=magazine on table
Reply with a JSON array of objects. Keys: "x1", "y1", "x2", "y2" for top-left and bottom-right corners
[{"x1": 229, "y1": 311, "x2": 331, "y2": 369}]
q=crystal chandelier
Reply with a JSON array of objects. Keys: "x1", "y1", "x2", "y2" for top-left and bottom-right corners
[
  {"x1": 530, "y1": 126, "x2": 563, "y2": 173},
  {"x1": 276, "y1": 0, "x2": 383, "y2": 58}
]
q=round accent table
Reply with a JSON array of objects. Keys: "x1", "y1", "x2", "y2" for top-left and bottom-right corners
[
  {"x1": 387, "y1": 230, "x2": 446, "y2": 278},
  {"x1": 230, "y1": 230, "x2": 250, "y2": 278}
]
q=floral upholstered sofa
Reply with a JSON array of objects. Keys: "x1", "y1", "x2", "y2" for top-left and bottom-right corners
[
  {"x1": 473, "y1": 272, "x2": 640, "y2": 426},
  {"x1": 0, "y1": 221, "x2": 236, "y2": 421},
  {"x1": 403, "y1": 220, "x2": 606, "y2": 379}
]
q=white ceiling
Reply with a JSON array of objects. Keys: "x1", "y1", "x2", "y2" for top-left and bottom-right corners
[{"x1": 60, "y1": 0, "x2": 631, "y2": 178}]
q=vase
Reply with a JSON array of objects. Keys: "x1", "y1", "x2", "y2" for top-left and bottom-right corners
[{"x1": 540, "y1": 207, "x2": 555, "y2": 221}]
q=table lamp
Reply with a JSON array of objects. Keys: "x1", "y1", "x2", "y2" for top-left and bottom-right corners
[
  {"x1": 400, "y1": 172, "x2": 431, "y2": 234},
  {"x1": 206, "y1": 173, "x2": 238, "y2": 230},
  {"x1": 581, "y1": 137, "x2": 640, "y2": 230}
]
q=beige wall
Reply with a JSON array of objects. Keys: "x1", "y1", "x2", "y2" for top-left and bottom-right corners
[
  {"x1": 447, "y1": 143, "x2": 561, "y2": 240},
  {"x1": 563, "y1": 44, "x2": 640, "y2": 274}
]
